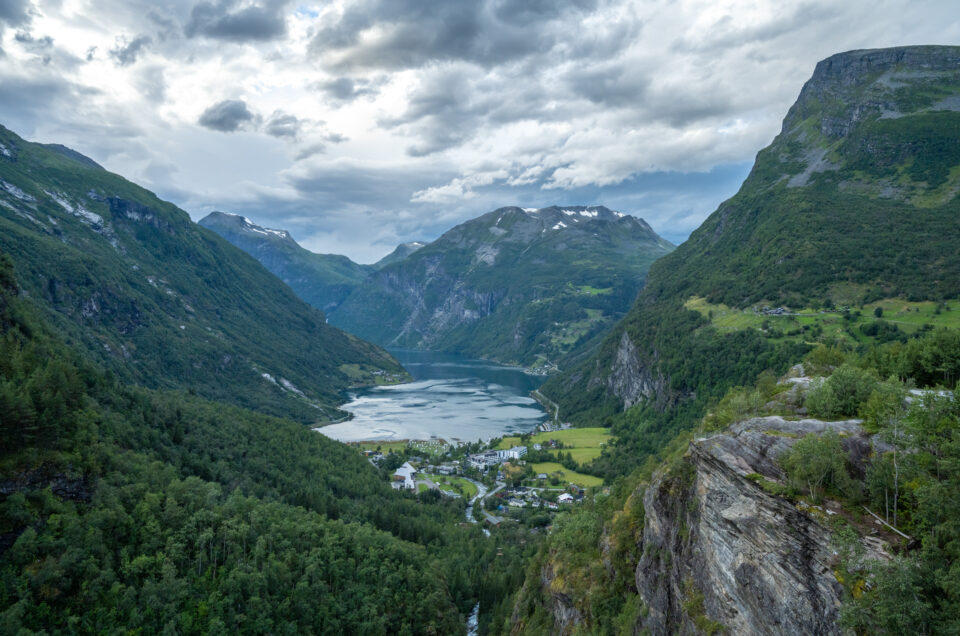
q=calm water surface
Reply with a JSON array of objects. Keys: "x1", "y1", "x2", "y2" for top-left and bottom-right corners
[{"x1": 317, "y1": 350, "x2": 547, "y2": 443}]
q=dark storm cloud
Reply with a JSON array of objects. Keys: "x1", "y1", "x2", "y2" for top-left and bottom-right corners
[
  {"x1": 287, "y1": 160, "x2": 448, "y2": 210},
  {"x1": 0, "y1": 0, "x2": 31, "y2": 27},
  {"x1": 310, "y1": 0, "x2": 601, "y2": 71},
  {"x1": 318, "y1": 1, "x2": 642, "y2": 156},
  {"x1": 14, "y1": 31, "x2": 52, "y2": 50},
  {"x1": 389, "y1": 69, "x2": 485, "y2": 156},
  {"x1": 314, "y1": 77, "x2": 379, "y2": 103},
  {"x1": 0, "y1": 75, "x2": 71, "y2": 128},
  {"x1": 186, "y1": 0, "x2": 289, "y2": 42},
  {"x1": 490, "y1": 0, "x2": 599, "y2": 25},
  {"x1": 383, "y1": 63, "x2": 581, "y2": 156},
  {"x1": 198, "y1": 99, "x2": 256, "y2": 132},
  {"x1": 110, "y1": 34, "x2": 152, "y2": 66},
  {"x1": 264, "y1": 111, "x2": 301, "y2": 138},
  {"x1": 564, "y1": 64, "x2": 650, "y2": 107}
]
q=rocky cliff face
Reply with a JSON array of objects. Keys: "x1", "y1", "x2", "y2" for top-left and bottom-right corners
[
  {"x1": 591, "y1": 331, "x2": 669, "y2": 409},
  {"x1": 783, "y1": 46, "x2": 960, "y2": 139},
  {"x1": 635, "y1": 416, "x2": 886, "y2": 635}
]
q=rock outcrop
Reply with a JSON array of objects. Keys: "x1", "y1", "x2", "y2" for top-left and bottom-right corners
[
  {"x1": 635, "y1": 416, "x2": 886, "y2": 635},
  {"x1": 596, "y1": 331, "x2": 669, "y2": 409}
]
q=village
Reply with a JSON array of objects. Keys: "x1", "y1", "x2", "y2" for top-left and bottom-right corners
[{"x1": 351, "y1": 427, "x2": 612, "y2": 529}]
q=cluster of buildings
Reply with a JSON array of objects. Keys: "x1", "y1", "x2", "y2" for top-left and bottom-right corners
[
  {"x1": 536, "y1": 420, "x2": 572, "y2": 433},
  {"x1": 492, "y1": 484, "x2": 585, "y2": 510},
  {"x1": 467, "y1": 445, "x2": 528, "y2": 470}
]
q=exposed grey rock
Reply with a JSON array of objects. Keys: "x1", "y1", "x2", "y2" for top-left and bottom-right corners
[
  {"x1": 783, "y1": 46, "x2": 960, "y2": 139},
  {"x1": 602, "y1": 331, "x2": 669, "y2": 409},
  {"x1": 635, "y1": 417, "x2": 887, "y2": 635}
]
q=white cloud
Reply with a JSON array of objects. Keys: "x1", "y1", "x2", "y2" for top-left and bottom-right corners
[{"x1": 0, "y1": 0, "x2": 958, "y2": 260}]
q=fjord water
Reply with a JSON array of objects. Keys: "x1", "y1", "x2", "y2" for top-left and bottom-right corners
[{"x1": 318, "y1": 349, "x2": 547, "y2": 443}]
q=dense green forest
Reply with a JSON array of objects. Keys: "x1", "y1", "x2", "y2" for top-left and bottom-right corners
[{"x1": 0, "y1": 253, "x2": 533, "y2": 633}]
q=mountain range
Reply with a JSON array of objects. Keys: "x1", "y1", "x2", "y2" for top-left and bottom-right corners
[
  {"x1": 198, "y1": 211, "x2": 375, "y2": 313},
  {"x1": 203, "y1": 205, "x2": 674, "y2": 371}
]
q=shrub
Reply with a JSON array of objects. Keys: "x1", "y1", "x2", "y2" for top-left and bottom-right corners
[
  {"x1": 778, "y1": 430, "x2": 858, "y2": 503},
  {"x1": 806, "y1": 365, "x2": 879, "y2": 419}
]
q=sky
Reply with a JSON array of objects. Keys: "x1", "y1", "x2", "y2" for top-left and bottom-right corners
[{"x1": 0, "y1": 1, "x2": 957, "y2": 263}]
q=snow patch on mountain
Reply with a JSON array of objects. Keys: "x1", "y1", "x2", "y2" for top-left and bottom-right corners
[{"x1": 2, "y1": 180, "x2": 35, "y2": 202}]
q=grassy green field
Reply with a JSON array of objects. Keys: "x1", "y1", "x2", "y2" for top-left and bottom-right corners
[
  {"x1": 548, "y1": 307, "x2": 607, "y2": 349},
  {"x1": 530, "y1": 462, "x2": 604, "y2": 488},
  {"x1": 432, "y1": 476, "x2": 478, "y2": 498},
  {"x1": 349, "y1": 439, "x2": 452, "y2": 457},
  {"x1": 498, "y1": 427, "x2": 612, "y2": 464},
  {"x1": 684, "y1": 296, "x2": 960, "y2": 346}
]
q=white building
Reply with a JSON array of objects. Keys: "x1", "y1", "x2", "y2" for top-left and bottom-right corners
[
  {"x1": 557, "y1": 493, "x2": 574, "y2": 504},
  {"x1": 392, "y1": 462, "x2": 417, "y2": 490},
  {"x1": 468, "y1": 451, "x2": 500, "y2": 470},
  {"x1": 496, "y1": 446, "x2": 528, "y2": 461}
]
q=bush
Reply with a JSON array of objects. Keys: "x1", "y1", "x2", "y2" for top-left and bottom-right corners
[
  {"x1": 859, "y1": 379, "x2": 907, "y2": 434},
  {"x1": 803, "y1": 345, "x2": 848, "y2": 376},
  {"x1": 806, "y1": 365, "x2": 879, "y2": 419},
  {"x1": 778, "y1": 430, "x2": 857, "y2": 503}
]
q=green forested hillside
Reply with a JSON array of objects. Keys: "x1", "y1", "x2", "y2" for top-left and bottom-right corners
[
  {"x1": 199, "y1": 211, "x2": 374, "y2": 313},
  {"x1": 0, "y1": 126, "x2": 405, "y2": 422},
  {"x1": 0, "y1": 253, "x2": 529, "y2": 633},
  {"x1": 330, "y1": 206, "x2": 674, "y2": 370},
  {"x1": 544, "y1": 46, "x2": 960, "y2": 477}
]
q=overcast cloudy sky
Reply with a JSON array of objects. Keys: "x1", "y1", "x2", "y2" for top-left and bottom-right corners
[{"x1": 0, "y1": 1, "x2": 957, "y2": 261}]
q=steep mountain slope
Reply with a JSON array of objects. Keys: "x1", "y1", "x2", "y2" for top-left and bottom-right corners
[
  {"x1": 329, "y1": 206, "x2": 675, "y2": 369},
  {"x1": 0, "y1": 125, "x2": 405, "y2": 422},
  {"x1": 199, "y1": 211, "x2": 373, "y2": 312},
  {"x1": 545, "y1": 46, "x2": 960, "y2": 432},
  {"x1": 373, "y1": 240, "x2": 426, "y2": 269}
]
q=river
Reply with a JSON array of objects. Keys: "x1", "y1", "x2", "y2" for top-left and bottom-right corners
[{"x1": 317, "y1": 349, "x2": 547, "y2": 443}]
